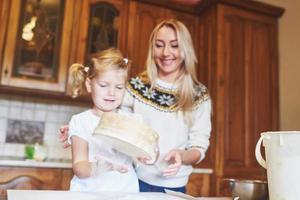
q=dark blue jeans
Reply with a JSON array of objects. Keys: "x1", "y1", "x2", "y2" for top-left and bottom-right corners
[{"x1": 139, "y1": 179, "x2": 186, "y2": 193}]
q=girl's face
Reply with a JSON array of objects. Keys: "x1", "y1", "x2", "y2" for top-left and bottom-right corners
[
  {"x1": 85, "y1": 68, "x2": 127, "y2": 113},
  {"x1": 153, "y1": 26, "x2": 184, "y2": 82}
]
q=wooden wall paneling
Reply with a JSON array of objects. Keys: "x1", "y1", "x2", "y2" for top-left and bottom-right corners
[
  {"x1": 223, "y1": 15, "x2": 246, "y2": 168},
  {"x1": 196, "y1": 6, "x2": 220, "y2": 196},
  {"x1": 195, "y1": 6, "x2": 217, "y2": 171},
  {"x1": 216, "y1": 4, "x2": 280, "y2": 195},
  {"x1": 166, "y1": 10, "x2": 197, "y2": 39},
  {"x1": 60, "y1": 169, "x2": 73, "y2": 190},
  {"x1": 126, "y1": 1, "x2": 165, "y2": 76},
  {"x1": 186, "y1": 173, "x2": 210, "y2": 197}
]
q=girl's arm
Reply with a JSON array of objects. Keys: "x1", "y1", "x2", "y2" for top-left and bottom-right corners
[{"x1": 71, "y1": 135, "x2": 91, "y2": 178}]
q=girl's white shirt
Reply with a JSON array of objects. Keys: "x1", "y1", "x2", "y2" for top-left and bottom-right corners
[{"x1": 68, "y1": 109, "x2": 139, "y2": 192}]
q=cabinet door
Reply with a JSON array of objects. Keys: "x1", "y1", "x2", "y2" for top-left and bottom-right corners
[
  {"x1": 0, "y1": 1, "x2": 10, "y2": 68},
  {"x1": 186, "y1": 173, "x2": 210, "y2": 197},
  {"x1": 126, "y1": 1, "x2": 166, "y2": 76},
  {"x1": 220, "y1": 5, "x2": 279, "y2": 177},
  {"x1": 66, "y1": 0, "x2": 128, "y2": 98},
  {"x1": 1, "y1": 0, "x2": 75, "y2": 93}
]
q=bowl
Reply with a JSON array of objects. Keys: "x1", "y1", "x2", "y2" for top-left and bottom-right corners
[
  {"x1": 226, "y1": 179, "x2": 269, "y2": 200},
  {"x1": 93, "y1": 112, "x2": 159, "y2": 164}
]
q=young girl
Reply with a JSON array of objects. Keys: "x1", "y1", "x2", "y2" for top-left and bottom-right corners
[{"x1": 67, "y1": 48, "x2": 139, "y2": 192}]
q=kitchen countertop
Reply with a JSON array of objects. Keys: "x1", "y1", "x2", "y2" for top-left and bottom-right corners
[
  {"x1": 0, "y1": 156, "x2": 213, "y2": 174},
  {"x1": 0, "y1": 156, "x2": 72, "y2": 168},
  {"x1": 7, "y1": 190, "x2": 231, "y2": 200}
]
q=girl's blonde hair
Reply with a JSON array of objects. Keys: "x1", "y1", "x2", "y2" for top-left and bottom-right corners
[
  {"x1": 69, "y1": 48, "x2": 130, "y2": 98},
  {"x1": 146, "y1": 19, "x2": 199, "y2": 125}
]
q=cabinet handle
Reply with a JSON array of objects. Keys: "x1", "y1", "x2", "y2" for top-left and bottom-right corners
[{"x1": 4, "y1": 67, "x2": 8, "y2": 77}]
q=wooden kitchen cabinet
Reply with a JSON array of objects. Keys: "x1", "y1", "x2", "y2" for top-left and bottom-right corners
[
  {"x1": 70, "y1": 0, "x2": 129, "y2": 64},
  {"x1": 195, "y1": 0, "x2": 284, "y2": 196},
  {"x1": 0, "y1": 167, "x2": 73, "y2": 199},
  {"x1": 0, "y1": 0, "x2": 76, "y2": 94},
  {"x1": 186, "y1": 173, "x2": 210, "y2": 197}
]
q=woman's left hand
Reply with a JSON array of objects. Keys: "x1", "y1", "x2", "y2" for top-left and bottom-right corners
[{"x1": 162, "y1": 149, "x2": 183, "y2": 177}]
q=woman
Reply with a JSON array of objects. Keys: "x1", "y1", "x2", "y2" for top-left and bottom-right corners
[{"x1": 60, "y1": 19, "x2": 211, "y2": 193}]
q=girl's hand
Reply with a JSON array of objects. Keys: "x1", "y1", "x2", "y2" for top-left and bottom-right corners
[
  {"x1": 137, "y1": 144, "x2": 160, "y2": 165},
  {"x1": 94, "y1": 155, "x2": 128, "y2": 174},
  {"x1": 58, "y1": 125, "x2": 70, "y2": 148},
  {"x1": 137, "y1": 156, "x2": 153, "y2": 165},
  {"x1": 162, "y1": 149, "x2": 183, "y2": 177}
]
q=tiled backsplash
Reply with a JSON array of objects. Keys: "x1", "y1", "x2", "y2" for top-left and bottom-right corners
[{"x1": 0, "y1": 94, "x2": 89, "y2": 160}]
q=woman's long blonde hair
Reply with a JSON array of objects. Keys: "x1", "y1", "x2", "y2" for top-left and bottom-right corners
[
  {"x1": 68, "y1": 48, "x2": 130, "y2": 98},
  {"x1": 146, "y1": 19, "x2": 199, "y2": 125}
]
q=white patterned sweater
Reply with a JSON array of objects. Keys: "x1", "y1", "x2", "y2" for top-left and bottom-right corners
[{"x1": 121, "y1": 73, "x2": 212, "y2": 188}]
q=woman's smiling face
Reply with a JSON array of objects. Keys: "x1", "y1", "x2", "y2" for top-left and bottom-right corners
[{"x1": 153, "y1": 25, "x2": 184, "y2": 82}]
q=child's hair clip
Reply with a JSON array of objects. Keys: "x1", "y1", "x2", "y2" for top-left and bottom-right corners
[
  {"x1": 84, "y1": 66, "x2": 89, "y2": 73},
  {"x1": 123, "y1": 58, "x2": 128, "y2": 64}
]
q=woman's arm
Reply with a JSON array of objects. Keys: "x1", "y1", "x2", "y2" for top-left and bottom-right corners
[
  {"x1": 163, "y1": 99, "x2": 212, "y2": 176},
  {"x1": 186, "y1": 99, "x2": 212, "y2": 163}
]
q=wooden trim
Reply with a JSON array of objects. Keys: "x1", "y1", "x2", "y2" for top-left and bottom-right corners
[
  {"x1": 134, "y1": 0, "x2": 284, "y2": 17},
  {"x1": 196, "y1": 0, "x2": 284, "y2": 18},
  {"x1": 0, "y1": 0, "x2": 11, "y2": 71},
  {"x1": 0, "y1": 86, "x2": 91, "y2": 105}
]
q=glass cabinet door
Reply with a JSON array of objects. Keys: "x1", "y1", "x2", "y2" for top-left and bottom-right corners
[
  {"x1": 73, "y1": 0, "x2": 128, "y2": 64},
  {"x1": 1, "y1": 0, "x2": 75, "y2": 92}
]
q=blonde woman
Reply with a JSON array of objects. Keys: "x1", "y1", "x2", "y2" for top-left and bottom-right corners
[{"x1": 122, "y1": 19, "x2": 211, "y2": 193}]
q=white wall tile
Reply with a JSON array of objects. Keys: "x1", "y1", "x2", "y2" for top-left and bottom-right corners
[
  {"x1": 0, "y1": 131, "x2": 6, "y2": 143},
  {"x1": 0, "y1": 105, "x2": 9, "y2": 117},
  {"x1": 3, "y1": 143, "x2": 18, "y2": 156},
  {"x1": 21, "y1": 108, "x2": 34, "y2": 121},
  {"x1": 9, "y1": 96, "x2": 24, "y2": 107},
  {"x1": 0, "y1": 94, "x2": 88, "y2": 159},
  {"x1": 33, "y1": 109, "x2": 47, "y2": 121},
  {"x1": 8, "y1": 107, "x2": 22, "y2": 119},
  {"x1": 44, "y1": 122, "x2": 57, "y2": 135},
  {"x1": 0, "y1": 142, "x2": 4, "y2": 155},
  {"x1": 35, "y1": 102, "x2": 49, "y2": 110},
  {"x1": 0, "y1": 95, "x2": 10, "y2": 106},
  {"x1": 46, "y1": 110, "x2": 59, "y2": 123},
  {"x1": 0, "y1": 118, "x2": 7, "y2": 132}
]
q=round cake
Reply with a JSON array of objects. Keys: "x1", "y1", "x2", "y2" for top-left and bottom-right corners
[{"x1": 93, "y1": 112, "x2": 159, "y2": 164}]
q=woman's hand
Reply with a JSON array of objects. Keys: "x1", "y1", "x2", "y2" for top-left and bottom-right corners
[
  {"x1": 59, "y1": 125, "x2": 70, "y2": 148},
  {"x1": 162, "y1": 149, "x2": 183, "y2": 177}
]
